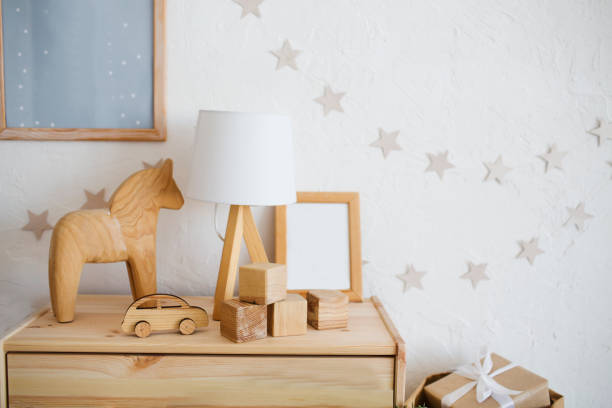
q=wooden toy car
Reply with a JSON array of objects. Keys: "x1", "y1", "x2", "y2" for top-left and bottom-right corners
[{"x1": 121, "y1": 294, "x2": 209, "y2": 338}]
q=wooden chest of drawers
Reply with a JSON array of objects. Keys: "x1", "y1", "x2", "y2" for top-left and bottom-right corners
[{"x1": 1, "y1": 295, "x2": 405, "y2": 407}]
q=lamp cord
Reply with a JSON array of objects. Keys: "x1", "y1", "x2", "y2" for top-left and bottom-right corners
[{"x1": 213, "y1": 203, "x2": 225, "y2": 242}]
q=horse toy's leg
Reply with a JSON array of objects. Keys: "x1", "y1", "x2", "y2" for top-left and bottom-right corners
[
  {"x1": 49, "y1": 230, "x2": 84, "y2": 323},
  {"x1": 127, "y1": 251, "x2": 157, "y2": 300}
]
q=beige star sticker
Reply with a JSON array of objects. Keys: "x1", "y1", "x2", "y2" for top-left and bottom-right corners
[
  {"x1": 461, "y1": 262, "x2": 489, "y2": 289},
  {"x1": 517, "y1": 237, "x2": 544, "y2": 265},
  {"x1": 370, "y1": 128, "x2": 401, "y2": 158},
  {"x1": 484, "y1": 155, "x2": 511, "y2": 183},
  {"x1": 565, "y1": 202, "x2": 593, "y2": 231},
  {"x1": 539, "y1": 144, "x2": 567, "y2": 173},
  {"x1": 232, "y1": 0, "x2": 264, "y2": 18},
  {"x1": 426, "y1": 151, "x2": 455, "y2": 180},
  {"x1": 314, "y1": 86, "x2": 345, "y2": 116},
  {"x1": 396, "y1": 265, "x2": 426, "y2": 292},
  {"x1": 81, "y1": 189, "x2": 109, "y2": 210},
  {"x1": 588, "y1": 120, "x2": 612, "y2": 146},
  {"x1": 143, "y1": 159, "x2": 163, "y2": 169},
  {"x1": 271, "y1": 40, "x2": 301, "y2": 70},
  {"x1": 22, "y1": 210, "x2": 53, "y2": 240}
]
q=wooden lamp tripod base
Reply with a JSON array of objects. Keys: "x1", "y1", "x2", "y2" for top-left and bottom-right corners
[{"x1": 212, "y1": 205, "x2": 269, "y2": 320}]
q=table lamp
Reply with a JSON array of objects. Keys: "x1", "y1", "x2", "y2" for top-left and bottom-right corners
[{"x1": 187, "y1": 110, "x2": 296, "y2": 320}]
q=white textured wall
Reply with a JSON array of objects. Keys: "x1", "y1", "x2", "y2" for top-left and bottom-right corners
[{"x1": 1, "y1": 1, "x2": 611, "y2": 405}]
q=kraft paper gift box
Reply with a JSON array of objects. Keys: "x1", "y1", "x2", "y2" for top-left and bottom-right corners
[{"x1": 422, "y1": 353, "x2": 552, "y2": 408}]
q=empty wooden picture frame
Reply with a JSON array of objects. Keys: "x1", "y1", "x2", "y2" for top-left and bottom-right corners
[
  {"x1": 0, "y1": 0, "x2": 166, "y2": 141},
  {"x1": 275, "y1": 192, "x2": 363, "y2": 302}
]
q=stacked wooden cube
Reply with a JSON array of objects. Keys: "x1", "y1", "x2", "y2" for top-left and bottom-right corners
[
  {"x1": 220, "y1": 263, "x2": 305, "y2": 342},
  {"x1": 220, "y1": 263, "x2": 350, "y2": 343}
]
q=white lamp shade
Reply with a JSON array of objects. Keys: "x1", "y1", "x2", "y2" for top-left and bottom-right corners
[{"x1": 187, "y1": 110, "x2": 296, "y2": 206}]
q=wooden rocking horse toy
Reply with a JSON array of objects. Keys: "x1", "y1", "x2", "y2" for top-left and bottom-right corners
[{"x1": 49, "y1": 159, "x2": 184, "y2": 322}]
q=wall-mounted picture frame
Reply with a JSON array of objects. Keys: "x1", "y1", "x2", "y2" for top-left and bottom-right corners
[
  {"x1": 0, "y1": 0, "x2": 166, "y2": 141},
  {"x1": 275, "y1": 192, "x2": 363, "y2": 302}
]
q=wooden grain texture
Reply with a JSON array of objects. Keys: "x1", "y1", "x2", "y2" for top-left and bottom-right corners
[
  {"x1": 219, "y1": 299, "x2": 267, "y2": 343},
  {"x1": 49, "y1": 159, "x2": 184, "y2": 322},
  {"x1": 239, "y1": 263, "x2": 287, "y2": 305},
  {"x1": 275, "y1": 192, "x2": 363, "y2": 301},
  {"x1": 120, "y1": 294, "x2": 208, "y2": 337},
  {"x1": 213, "y1": 205, "x2": 272, "y2": 320},
  {"x1": 213, "y1": 205, "x2": 244, "y2": 321},
  {"x1": 0, "y1": 0, "x2": 166, "y2": 141},
  {"x1": 372, "y1": 296, "x2": 406, "y2": 407},
  {"x1": 242, "y1": 206, "x2": 269, "y2": 263},
  {"x1": 1, "y1": 308, "x2": 48, "y2": 408},
  {"x1": 7, "y1": 353, "x2": 393, "y2": 407},
  {"x1": 307, "y1": 289, "x2": 349, "y2": 330},
  {"x1": 3, "y1": 295, "x2": 397, "y2": 356},
  {"x1": 268, "y1": 293, "x2": 307, "y2": 337}
]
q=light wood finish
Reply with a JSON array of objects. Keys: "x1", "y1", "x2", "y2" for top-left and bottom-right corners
[
  {"x1": 268, "y1": 293, "x2": 307, "y2": 337},
  {"x1": 219, "y1": 298, "x2": 267, "y2": 343},
  {"x1": 7, "y1": 353, "x2": 393, "y2": 407},
  {"x1": 372, "y1": 296, "x2": 406, "y2": 405},
  {"x1": 239, "y1": 262, "x2": 287, "y2": 305},
  {"x1": 3, "y1": 295, "x2": 396, "y2": 355},
  {"x1": 49, "y1": 159, "x2": 184, "y2": 322},
  {"x1": 275, "y1": 191, "x2": 363, "y2": 302},
  {"x1": 243, "y1": 206, "x2": 269, "y2": 263},
  {"x1": 134, "y1": 321, "x2": 151, "y2": 338},
  {"x1": 213, "y1": 204, "x2": 270, "y2": 320},
  {"x1": 307, "y1": 289, "x2": 349, "y2": 330},
  {"x1": 2, "y1": 295, "x2": 405, "y2": 408},
  {"x1": 179, "y1": 318, "x2": 196, "y2": 335},
  {"x1": 214, "y1": 205, "x2": 244, "y2": 320},
  {"x1": 0, "y1": 308, "x2": 48, "y2": 408},
  {"x1": 0, "y1": 1, "x2": 166, "y2": 141},
  {"x1": 121, "y1": 294, "x2": 208, "y2": 337}
]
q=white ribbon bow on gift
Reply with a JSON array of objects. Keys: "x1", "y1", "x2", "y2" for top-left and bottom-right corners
[{"x1": 441, "y1": 349, "x2": 522, "y2": 408}]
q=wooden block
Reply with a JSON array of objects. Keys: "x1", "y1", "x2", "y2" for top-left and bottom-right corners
[
  {"x1": 267, "y1": 294, "x2": 307, "y2": 337},
  {"x1": 239, "y1": 263, "x2": 287, "y2": 305},
  {"x1": 307, "y1": 290, "x2": 349, "y2": 330},
  {"x1": 219, "y1": 299, "x2": 267, "y2": 343}
]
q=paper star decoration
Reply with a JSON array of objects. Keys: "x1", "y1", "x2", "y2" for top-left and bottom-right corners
[
  {"x1": 396, "y1": 265, "x2": 426, "y2": 292},
  {"x1": 143, "y1": 159, "x2": 163, "y2": 169},
  {"x1": 232, "y1": 0, "x2": 263, "y2": 18},
  {"x1": 484, "y1": 155, "x2": 511, "y2": 183},
  {"x1": 516, "y1": 237, "x2": 544, "y2": 265},
  {"x1": 588, "y1": 120, "x2": 612, "y2": 146},
  {"x1": 81, "y1": 189, "x2": 109, "y2": 210},
  {"x1": 461, "y1": 262, "x2": 489, "y2": 289},
  {"x1": 22, "y1": 210, "x2": 53, "y2": 240},
  {"x1": 539, "y1": 144, "x2": 567, "y2": 173},
  {"x1": 370, "y1": 128, "x2": 402, "y2": 158},
  {"x1": 314, "y1": 86, "x2": 345, "y2": 116},
  {"x1": 426, "y1": 151, "x2": 455, "y2": 180},
  {"x1": 565, "y1": 202, "x2": 593, "y2": 231},
  {"x1": 271, "y1": 40, "x2": 301, "y2": 70}
]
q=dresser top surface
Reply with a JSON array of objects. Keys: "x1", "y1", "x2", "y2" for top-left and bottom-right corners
[{"x1": 3, "y1": 295, "x2": 400, "y2": 356}]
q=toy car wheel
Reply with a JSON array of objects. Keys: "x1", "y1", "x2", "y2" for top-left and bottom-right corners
[
  {"x1": 179, "y1": 318, "x2": 196, "y2": 335},
  {"x1": 134, "y1": 321, "x2": 151, "y2": 338}
]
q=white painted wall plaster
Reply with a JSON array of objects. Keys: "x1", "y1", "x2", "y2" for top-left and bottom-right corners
[{"x1": 1, "y1": 1, "x2": 611, "y2": 405}]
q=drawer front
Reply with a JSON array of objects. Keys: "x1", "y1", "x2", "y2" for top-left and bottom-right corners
[{"x1": 8, "y1": 353, "x2": 394, "y2": 407}]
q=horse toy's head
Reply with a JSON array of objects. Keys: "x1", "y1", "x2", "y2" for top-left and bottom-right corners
[
  {"x1": 110, "y1": 159, "x2": 184, "y2": 218},
  {"x1": 154, "y1": 159, "x2": 184, "y2": 210}
]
